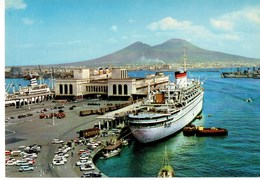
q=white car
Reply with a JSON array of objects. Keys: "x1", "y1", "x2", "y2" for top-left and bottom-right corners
[
  {"x1": 6, "y1": 160, "x2": 17, "y2": 166},
  {"x1": 23, "y1": 153, "x2": 37, "y2": 159},
  {"x1": 53, "y1": 156, "x2": 67, "y2": 163},
  {"x1": 76, "y1": 160, "x2": 92, "y2": 166},
  {"x1": 52, "y1": 160, "x2": 65, "y2": 166},
  {"x1": 51, "y1": 139, "x2": 64, "y2": 144},
  {"x1": 79, "y1": 156, "x2": 89, "y2": 160},
  {"x1": 16, "y1": 160, "x2": 30, "y2": 166},
  {"x1": 19, "y1": 166, "x2": 34, "y2": 172},
  {"x1": 80, "y1": 164, "x2": 95, "y2": 171}
]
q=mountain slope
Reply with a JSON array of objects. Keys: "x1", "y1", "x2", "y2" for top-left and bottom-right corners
[{"x1": 62, "y1": 39, "x2": 259, "y2": 67}]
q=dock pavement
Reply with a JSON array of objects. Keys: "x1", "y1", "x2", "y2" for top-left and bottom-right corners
[{"x1": 5, "y1": 99, "x2": 131, "y2": 177}]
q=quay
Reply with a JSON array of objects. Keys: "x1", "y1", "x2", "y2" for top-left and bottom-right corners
[{"x1": 5, "y1": 98, "x2": 134, "y2": 178}]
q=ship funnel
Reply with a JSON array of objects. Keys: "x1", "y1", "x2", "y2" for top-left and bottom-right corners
[
  {"x1": 175, "y1": 71, "x2": 187, "y2": 88},
  {"x1": 30, "y1": 78, "x2": 38, "y2": 87}
]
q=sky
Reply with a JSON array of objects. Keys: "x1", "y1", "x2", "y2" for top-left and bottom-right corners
[{"x1": 4, "y1": 0, "x2": 260, "y2": 66}]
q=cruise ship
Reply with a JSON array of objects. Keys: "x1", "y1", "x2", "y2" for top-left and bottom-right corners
[{"x1": 127, "y1": 54, "x2": 204, "y2": 143}]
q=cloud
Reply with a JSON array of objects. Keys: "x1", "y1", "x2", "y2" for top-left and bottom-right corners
[
  {"x1": 245, "y1": 7, "x2": 260, "y2": 24},
  {"x1": 5, "y1": 0, "x2": 27, "y2": 10},
  {"x1": 147, "y1": 16, "x2": 240, "y2": 42},
  {"x1": 147, "y1": 17, "x2": 192, "y2": 31},
  {"x1": 211, "y1": 6, "x2": 260, "y2": 31},
  {"x1": 210, "y1": 19, "x2": 234, "y2": 31},
  {"x1": 147, "y1": 17, "x2": 213, "y2": 38},
  {"x1": 110, "y1": 25, "x2": 118, "y2": 32},
  {"x1": 22, "y1": 18, "x2": 34, "y2": 25}
]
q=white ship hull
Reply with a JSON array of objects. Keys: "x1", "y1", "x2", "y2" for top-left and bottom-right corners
[{"x1": 130, "y1": 92, "x2": 204, "y2": 143}]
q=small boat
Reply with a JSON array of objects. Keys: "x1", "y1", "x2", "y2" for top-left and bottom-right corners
[
  {"x1": 183, "y1": 124, "x2": 196, "y2": 136},
  {"x1": 196, "y1": 126, "x2": 228, "y2": 136},
  {"x1": 158, "y1": 147, "x2": 174, "y2": 178},
  {"x1": 245, "y1": 98, "x2": 253, "y2": 103},
  {"x1": 102, "y1": 148, "x2": 121, "y2": 159},
  {"x1": 196, "y1": 115, "x2": 202, "y2": 119},
  {"x1": 121, "y1": 139, "x2": 129, "y2": 146}
]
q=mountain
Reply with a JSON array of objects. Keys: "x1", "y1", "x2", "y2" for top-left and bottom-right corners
[{"x1": 61, "y1": 39, "x2": 259, "y2": 67}]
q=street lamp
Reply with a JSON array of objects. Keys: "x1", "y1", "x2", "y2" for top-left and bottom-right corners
[{"x1": 52, "y1": 104, "x2": 55, "y2": 126}]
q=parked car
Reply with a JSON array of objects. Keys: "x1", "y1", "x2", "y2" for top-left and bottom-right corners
[
  {"x1": 6, "y1": 160, "x2": 17, "y2": 166},
  {"x1": 19, "y1": 166, "x2": 34, "y2": 172},
  {"x1": 51, "y1": 139, "x2": 64, "y2": 144},
  {"x1": 53, "y1": 156, "x2": 67, "y2": 163},
  {"x1": 80, "y1": 164, "x2": 95, "y2": 171},
  {"x1": 76, "y1": 160, "x2": 92, "y2": 166},
  {"x1": 82, "y1": 172, "x2": 102, "y2": 178},
  {"x1": 52, "y1": 160, "x2": 65, "y2": 166},
  {"x1": 16, "y1": 160, "x2": 30, "y2": 166},
  {"x1": 79, "y1": 156, "x2": 89, "y2": 160},
  {"x1": 5, "y1": 150, "x2": 12, "y2": 156}
]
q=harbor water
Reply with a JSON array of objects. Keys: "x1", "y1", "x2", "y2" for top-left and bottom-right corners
[
  {"x1": 5, "y1": 70, "x2": 260, "y2": 177},
  {"x1": 95, "y1": 70, "x2": 260, "y2": 177}
]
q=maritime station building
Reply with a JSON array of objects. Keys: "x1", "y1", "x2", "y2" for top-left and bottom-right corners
[{"x1": 54, "y1": 68, "x2": 169, "y2": 100}]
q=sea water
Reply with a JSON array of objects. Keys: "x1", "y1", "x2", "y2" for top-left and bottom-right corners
[{"x1": 95, "y1": 70, "x2": 260, "y2": 177}]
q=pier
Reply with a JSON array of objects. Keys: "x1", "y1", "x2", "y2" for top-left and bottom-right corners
[{"x1": 96, "y1": 101, "x2": 142, "y2": 130}]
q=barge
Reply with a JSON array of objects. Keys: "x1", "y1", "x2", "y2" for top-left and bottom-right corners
[
  {"x1": 196, "y1": 126, "x2": 228, "y2": 136},
  {"x1": 183, "y1": 125, "x2": 228, "y2": 136}
]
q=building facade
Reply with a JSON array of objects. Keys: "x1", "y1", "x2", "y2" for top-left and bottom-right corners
[{"x1": 54, "y1": 68, "x2": 169, "y2": 100}]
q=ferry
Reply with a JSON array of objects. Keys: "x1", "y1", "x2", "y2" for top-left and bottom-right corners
[
  {"x1": 127, "y1": 53, "x2": 204, "y2": 143},
  {"x1": 5, "y1": 78, "x2": 52, "y2": 107},
  {"x1": 19, "y1": 78, "x2": 51, "y2": 95}
]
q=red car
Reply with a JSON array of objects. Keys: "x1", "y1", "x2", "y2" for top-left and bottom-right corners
[{"x1": 5, "y1": 150, "x2": 11, "y2": 156}]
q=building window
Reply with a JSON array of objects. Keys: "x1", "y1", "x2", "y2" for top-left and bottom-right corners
[
  {"x1": 118, "y1": 84, "x2": 122, "y2": 95},
  {"x1": 113, "y1": 84, "x2": 117, "y2": 95},
  {"x1": 64, "y1": 84, "x2": 68, "y2": 94},
  {"x1": 124, "y1": 84, "x2": 128, "y2": 95},
  {"x1": 69, "y1": 84, "x2": 73, "y2": 94},
  {"x1": 59, "y1": 84, "x2": 63, "y2": 94}
]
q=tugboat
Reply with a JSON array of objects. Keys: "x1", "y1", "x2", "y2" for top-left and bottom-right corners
[
  {"x1": 183, "y1": 124, "x2": 196, "y2": 136},
  {"x1": 158, "y1": 147, "x2": 174, "y2": 178}
]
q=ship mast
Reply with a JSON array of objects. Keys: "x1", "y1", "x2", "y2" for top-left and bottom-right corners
[{"x1": 183, "y1": 49, "x2": 187, "y2": 72}]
